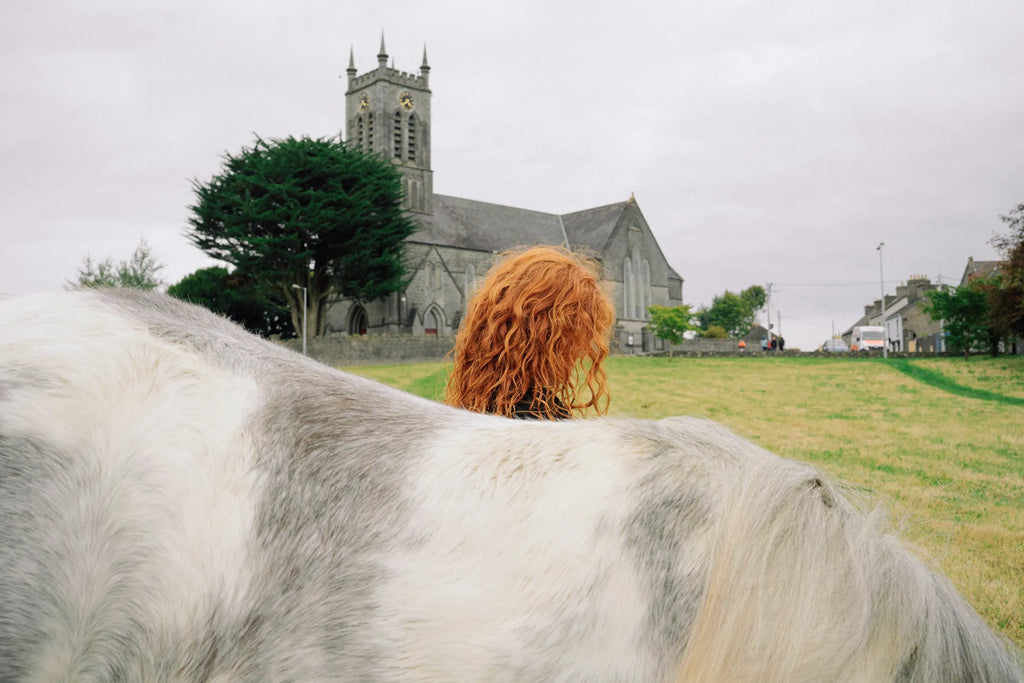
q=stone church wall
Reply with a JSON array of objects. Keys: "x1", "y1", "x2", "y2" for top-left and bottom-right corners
[{"x1": 278, "y1": 333, "x2": 455, "y2": 367}]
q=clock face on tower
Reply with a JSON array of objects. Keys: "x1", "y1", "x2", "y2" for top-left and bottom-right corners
[
  {"x1": 398, "y1": 91, "x2": 414, "y2": 111},
  {"x1": 359, "y1": 94, "x2": 370, "y2": 111}
]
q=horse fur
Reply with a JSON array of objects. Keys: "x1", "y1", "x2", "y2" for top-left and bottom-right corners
[{"x1": 0, "y1": 290, "x2": 1020, "y2": 682}]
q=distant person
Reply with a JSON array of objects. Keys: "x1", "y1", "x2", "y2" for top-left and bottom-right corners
[
  {"x1": 779, "y1": 337, "x2": 785, "y2": 352},
  {"x1": 445, "y1": 246, "x2": 614, "y2": 420},
  {"x1": 738, "y1": 339, "x2": 747, "y2": 352}
]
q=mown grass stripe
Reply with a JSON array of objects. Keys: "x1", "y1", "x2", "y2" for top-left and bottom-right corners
[{"x1": 886, "y1": 358, "x2": 1024, "y2": 406}]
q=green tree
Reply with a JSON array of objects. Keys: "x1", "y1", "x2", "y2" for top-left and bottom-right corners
[
  {"x1": 987, "y1": 203, "x2": 1024, "y2": 345},
  {"x1": 186, "y1": 135, "x2": 417, "y2": 337},
  {"x1": 167, "y1": 267, "x2": 292, "y2": 338},
  {"x1": 990, "y1": 202, "x2": 1024, "y2": 256},
  {"x1": 66, "y1": 239, "x2": 164, "y2": 290},
  {"x1": 697, "y1": 285, "x2": 765, "y2": 338},
  {"x1": 703, "y1": 324, "x2": 728, "y2": 339},
  {"x1": 648, "y1": 304, "x2": 698, "y2": 359},
  {"x1": 922, "y1": 283, "x2": 994, "y2": 358}
]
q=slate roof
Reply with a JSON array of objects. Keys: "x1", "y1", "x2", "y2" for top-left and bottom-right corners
[
  {"x1": 960, "y1": 257, "x2": 1001, "y2": 286},
  {"x1": 407, "y1": 194, "x2": 682, "y2": 281},
  {"x1": 410, "y1": 194, "x2": 563, "y2": 253},
  {"x1": 560, "y1": 202, "x2": 631, "y2": 255},
  {"x1": 409, "y1": 194, "x2": 630, "y2": 257}
]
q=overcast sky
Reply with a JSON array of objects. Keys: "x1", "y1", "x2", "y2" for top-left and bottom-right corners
[{"x1": 2, "y1": 0, "x2": 1022, "y2": 350}]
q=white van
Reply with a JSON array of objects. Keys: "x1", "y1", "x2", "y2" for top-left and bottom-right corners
[{"x1": 850, "y1": 325, "x2": 885, "y2": 352}]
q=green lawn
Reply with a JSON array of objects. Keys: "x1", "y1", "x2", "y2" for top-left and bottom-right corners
[{"x1": 348, "y1": 355, "x2": 1024, "y2": 648}]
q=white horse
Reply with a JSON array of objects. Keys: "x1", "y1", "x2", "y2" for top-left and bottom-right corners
[{"x1": 0, "y1": 290, "x2": 1020, "y2": 682}]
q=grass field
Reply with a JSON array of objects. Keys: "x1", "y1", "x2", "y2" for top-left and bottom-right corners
[{"x1": 349, "y1": 355, "x2": 1024, "y2": 649}]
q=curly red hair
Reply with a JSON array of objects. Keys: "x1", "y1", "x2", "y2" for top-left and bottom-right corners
[{"x1": 445, "y1": 246, "x2": 614, "y2": 419}]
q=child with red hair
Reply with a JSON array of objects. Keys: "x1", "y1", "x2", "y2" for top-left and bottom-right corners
[{"x1": 445, "y1": 246, "x2": 614, "y2": 419}]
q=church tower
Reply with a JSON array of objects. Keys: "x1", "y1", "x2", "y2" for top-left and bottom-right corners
[{"x1": 345, "y1": 36, "x2": 433, "y2": 215}]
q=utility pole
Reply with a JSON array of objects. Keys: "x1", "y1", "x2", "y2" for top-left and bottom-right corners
[
  {"x1": 877, "y1": 243, "x2": 887, "y2": 359},
  {"x1": 765, "y1": 282, "x2": 773, "y2": 348}
]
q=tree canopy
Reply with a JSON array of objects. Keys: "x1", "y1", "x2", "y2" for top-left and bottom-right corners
[
  {"x1": 987, "y1": 203, "x2": 1024, "y2": 343},
  {"x1": 186, "y1": 135, "x2": 418, "y2": 336},
  {"x1": 696, "y1": 285, "x2": 765, "y2": 338},
  {"x1": 168, "y1": 267, "x2": 292, "y2": 338},
  {"x1": 648, "y1": 304, "x2": 698, "y2": 359},
  {"x1": 66, "y1": 239, "x2": 164, "y2": 290},
  {"x1": 923, "y1": 283, "x2": 995, "y2": 357}
]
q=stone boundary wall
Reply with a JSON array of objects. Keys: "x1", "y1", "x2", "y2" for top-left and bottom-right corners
[
  {"x1": 277, "y1": 334, "x2": 455, "y2": 367},
  {"x1": 277, "y1": 334, "x2": 977, "y2": 367}
]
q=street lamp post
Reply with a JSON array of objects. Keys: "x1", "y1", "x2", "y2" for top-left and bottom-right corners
[
  {"x1": 291, "y1": 284, "x2": 307, "y2": 356},
  {"x1": 876, "y1": 242, "x2": 887, "y2": 360}
]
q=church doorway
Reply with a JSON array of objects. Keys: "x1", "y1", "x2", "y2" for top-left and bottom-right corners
[
  {"x1": 348, "y1": 305, "x2": 368, "y2": 336},
  {"x1": 424, "y1": 309, "x2": 439, "y2": 336}
]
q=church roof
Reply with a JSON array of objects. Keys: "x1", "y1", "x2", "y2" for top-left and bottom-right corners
[
  {"x1": 408, "y1": 194, "x2": 683, "y2": 281},
  {"x1": 410, "y1": 195, "x2": 671, "y2": 265},
  {"x1": 411, "y1": 194, "x2": 565, "y2": 253},
  {"x1": 560, "y1": 201, "x2": 632, "y2": 255}
]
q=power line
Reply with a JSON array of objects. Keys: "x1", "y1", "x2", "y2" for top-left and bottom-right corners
[
  {"x1": 775, "y1": 274, "x2": 958, "y2": 288},
  {"x1": 775, "y1": 280, "x2": 901, "y2": 287}
]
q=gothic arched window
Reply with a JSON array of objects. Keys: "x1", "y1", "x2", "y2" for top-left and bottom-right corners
[
  {"x1": 631, "y1": 247, "x2": 643, "y2": 319},
  {"x1": 366, "y1": 112, "x2": 374, "y2": 150},
  {"x1": 408, "y1": 179, "x2": 418, "y2": 211},
  {"x1": 623, "y1": 257, "x2": 633, "y2": 320},
  {"x1": 431, "y1": 261, "x2": 443, "y2": 291},
  {"x1": 641, "y1": 260, "x2": 652, "y2": 319},
  {"x1": 356, "y1": 116, "x2": 365, "y2": 150},
  {"x1": 464, "y1": 263, "x2": 477, "y2": 300}
]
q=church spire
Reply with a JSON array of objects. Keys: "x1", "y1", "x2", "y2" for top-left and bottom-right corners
[
  {"x1": 377, "y1": 32, "x2": 388, "y2": 68},
  {"x1": 420, "y1": 44, "x2": 430, "y2": 86},
  {"x1": 346, "y1": 45, "x2": 356, "y2": 86}
]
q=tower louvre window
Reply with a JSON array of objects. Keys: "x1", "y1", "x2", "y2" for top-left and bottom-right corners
[
  {"x1": 407, "y1": 114, "x2": 417, "y2": 162},
  {"x1": 356, "y1": 116, "x2": 364, "y2": 150},
  {"x1": 393, "y1": 111, "x2": 403, "y2": 158},
  {"x1": 366, "y1": 113, "x2": 374, "y2": 151}
]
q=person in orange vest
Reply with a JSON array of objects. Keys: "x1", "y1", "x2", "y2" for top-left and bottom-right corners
[{"x1": 738, "y1": 339, "x2": 747, "y2": 352}]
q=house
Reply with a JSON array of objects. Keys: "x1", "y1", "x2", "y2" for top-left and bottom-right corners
[
  {"x1": 959, "y1": 256, "x2": 1002, "y2": 285},
  {"x1": 959, "y1": 256, "x2": 1022, "y2": 355},
  {"x1": 843, "y1": 276, "x2": 946, "y2": 353},
  {"x1": 322, "y1": 38, "x2": 684, "y2": 352}
]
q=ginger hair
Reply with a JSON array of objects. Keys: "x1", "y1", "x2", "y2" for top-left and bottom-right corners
[{"x1": 445, "y1": 245, "x2": 614, "y2": 419}]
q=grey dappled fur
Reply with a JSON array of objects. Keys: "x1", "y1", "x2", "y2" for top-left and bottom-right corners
[{"x1": 0, "y1": 290, "x2": 1020, "y2": 681}]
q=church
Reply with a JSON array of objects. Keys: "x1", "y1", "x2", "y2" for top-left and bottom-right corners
[{"x1": 324, "y1": 38, "x2": 684, "y2": 352}]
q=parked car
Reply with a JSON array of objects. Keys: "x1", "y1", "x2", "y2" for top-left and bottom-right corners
[{"x1": 821, "y1": 338, "x2": 850, "y2": 353}]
